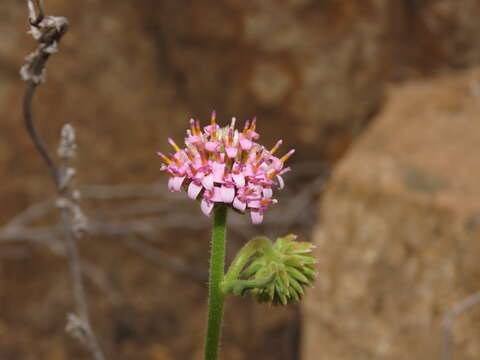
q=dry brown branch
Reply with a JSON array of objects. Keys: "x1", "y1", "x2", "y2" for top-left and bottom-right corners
[
  {"x1": 5, "y1": 199, "x2": 56, "y2": 229},
  {"x1": 82, "y1": 260, "x2": 123, "y2": 305},
  {"x1": 1, "y1": 166, "x2": 326, "y2": 242},
  {"x1": 1, "y1": 161, "x2": 327, "y2": 313},
  {"x1": 20, "y1": 1, "x2": 105, "y2": 359},
  {"x1": 442, "y1": 290, "x2": 480, "y2": 360},
  {"x1": 21, "y1": 0, "x2": 68, "y2": 186},
  {"x1": 122, "y1": 236, "x2": 208, "y2": 283},
  {"x1": 0, "y1": 225, "x2": 120, "y2": 303}
]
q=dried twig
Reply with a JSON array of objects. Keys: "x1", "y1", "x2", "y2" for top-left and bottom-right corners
[
  {"x1": 122, "y1": 236, "x2": 208, "y2": 283},
  {"x1": 442, "y1": 290, "x2": 480, "y2": 360},
  {"x1": 5, "y1": 199, "x2": 56, "y2": 229},
  {"x1": 1, "y1": 161, "x2": 327, "y2": 299},
  {"x1": 20, "y1": 1, "x2": 105, "y2": 359},
  {"x1": 57, "y1": 126, "x2": 105, "y2": 359},
  {"x1": 0, "y1": 169, "x2": 327, "y2": 243},
  {"x1": 21, "y1": 0, "x2": 68, "y2": 186}
]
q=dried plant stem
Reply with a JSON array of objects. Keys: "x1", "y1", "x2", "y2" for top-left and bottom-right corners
[
  {"x1": 24, "y1": 82, "x2": 60, "y2": 186},
  {"x1": 24, "y1": 76, "x2": 106, "y2": 360},
  {"x1": 204, "y1": 204, "x2": 228, "y2": 360},
  {"x1": 62, "y1": 211, "x2": 105, "y2": 360},
  {"x1": 442, "y1": 290, "x2": 480, "y2": 360},
  {"x1": 21, "y1": 1, "x2": 105, "y2": 359}
]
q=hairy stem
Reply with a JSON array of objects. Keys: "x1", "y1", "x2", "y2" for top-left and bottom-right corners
[
  {"x1": 204, "y1": 204, "x2": 228, "y2": 360},
  {"x1": 223, "y1": 236, "x2": 272, "y2": 288}
]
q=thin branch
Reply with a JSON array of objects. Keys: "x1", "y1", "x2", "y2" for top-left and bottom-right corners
[
  {"x1": 442, "y1": 290, "x2": 480, "y2": 360},
  {"x1": 81, "y1": 261, "x2": 123, "y2": 305},
  {"x1": 57, "y1": 127, "x2": 104, "y2": 360},
  {"x1": 20, "y1": 2, "x2": 105, "y2": 359},
  {"x1": 122, "y1": 236, "x2": 207, "y2": 283},
  {"x1": 28, "y1": 0, "x2": 45, "y2": 26},
  {"x1": 23, "y1": 81, "x2": 60, "y2": 186},
  {"x1": 21, "y1": 0, "x2": 68, "y2": 187},
  {"x1": 5, "y1": 199, "x2": 56, "y2": 229}
]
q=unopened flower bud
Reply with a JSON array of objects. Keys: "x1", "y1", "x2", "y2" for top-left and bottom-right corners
[{"x1": 222, "y1": 234, "x2": 317, "y2": 305}]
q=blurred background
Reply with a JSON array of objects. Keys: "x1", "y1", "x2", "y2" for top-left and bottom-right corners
[{"x1": 1, "y1": 0, "x2": 480, "y2": 359}]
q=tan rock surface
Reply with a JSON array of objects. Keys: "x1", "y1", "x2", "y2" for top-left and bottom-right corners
[{"x1": 303, "y1": 68, "x2": 480, "y2": 359}]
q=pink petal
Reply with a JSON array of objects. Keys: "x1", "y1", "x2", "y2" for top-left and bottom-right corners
[
  {"x1": 251, "y1": 211, "x2": 264, "y2": 224},
  {"x1": 201, "y1": 199, "x2": 214, "y2": 216},
  {"x1": 205, "y1": 141, "x2": 218, "y2": 152},
  {"x1": 188, "y1": 182, "x2": 203, "y2": 199},
  {"x1": 232, "y1": 173, "x2": 245, "y2": 187},
  {"x1": 211, "y1": 187, "x2": 223, "y2": 202},
  {"x1": 202, "y1": 174, "x2": 214, "y2": 190},
  {"x1": 193, "y1": 157, "x2": 203, "y2": 168},
  {"x1": 204, "y1": 124, "x2": 218, "y2": 135},
  {"x1": 212, "y1": 163, "x2": 225, "y2": 183},
  {"x1": 271, "y1": 158, "x2": 283, "y2": 170},
  {"x1": 239, "y1": 137, "x2": 253, "y2": 151},
  {"x1": 187, "y1": 135, "x2": 202, "y2": 144},
  {"x1": 233, "y1": 197, "x2": 247, "y2": 212},
  {"x1": 221, "y1": 186, "x2": 235, "y2": 203},
  {"x1": 168, "y1": 176, "x2": 185, "y2": 192},
  {"x1": 194, "y1": 171, "x2": 205, "y2": 180},
  {"x1": 276, "y1": 175, "x2": 285, "y2": 189},
  {"x1": 244, "y1": 165, "x2": 255, "y2": 177},
  {"x1": 173, "y1": 176, "x2": 185, "y2": 191},
  {"x1": 226, "y1": 146, "x2": 238, "y2": 158},
  {"x1": 204, "y1": 125, "x2": 213, "y2": 133},
  {"x1": 262, "y1": 187, "x2": 273, "y2": 199},
  {"x1": 168, "y1": 177, "x2": 175, "y2": 191},
  {"x1": 248, "y1": 200, "x2": 261, "y2": 209}
]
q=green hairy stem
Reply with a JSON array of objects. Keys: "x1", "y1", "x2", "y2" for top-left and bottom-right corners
[{"x1": 204, "y1": 204, "x2": 228, "y2": 360}]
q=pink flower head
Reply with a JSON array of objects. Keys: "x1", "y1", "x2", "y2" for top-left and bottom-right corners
[{"x1": 157, "y1": 112, "x2": 294, "y2": 224}]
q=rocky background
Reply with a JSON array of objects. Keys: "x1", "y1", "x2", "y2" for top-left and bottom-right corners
[
  {"x1": 1, "y1": 0, "x2": 480, "y2": 359},
  {"x1": 303, "y1": 68, "x2": 480, "y2": 360}
]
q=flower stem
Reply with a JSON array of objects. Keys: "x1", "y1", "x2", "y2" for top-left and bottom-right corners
[
  {"x1": 204, "y1": 204, "x2": 228, "y2": 360},
  {"x1": 223, "y1": 236, "x2": 272, "y2": 287}
]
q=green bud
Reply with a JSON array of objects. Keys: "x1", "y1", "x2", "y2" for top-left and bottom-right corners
[{"x1": 222, "y1": 234, "x2": 317, "y2": 306}]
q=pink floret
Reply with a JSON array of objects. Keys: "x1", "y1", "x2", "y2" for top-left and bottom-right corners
[{"x1": 157, "y1": 112, "x2": 294, "y2": 224}]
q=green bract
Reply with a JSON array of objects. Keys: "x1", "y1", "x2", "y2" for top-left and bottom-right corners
[{"x1": 222, "y1": 234, "x2": 317, "y2": 305}]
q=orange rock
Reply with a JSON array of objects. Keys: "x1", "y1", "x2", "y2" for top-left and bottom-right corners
[{"x1": 303, "y1": 68, "x2": 480, "y2": 360}]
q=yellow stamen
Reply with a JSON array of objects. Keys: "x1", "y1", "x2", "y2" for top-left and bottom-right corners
[
  {"x1": 252, "y1": 153, "x2": 264, "y2": 170},
  {"x1": 267, "y1": 170, "x2": 278, "y2": 179},
  {"x1": 172, "y1": 156, "x2": 182, "y2": 166},
  {"x1": 245, "y1": 188, "x2": 255, "y2": 195},
  {"x1": 168, "y1": 138, "x2": 181, "y2": 152},
  {"x1": 270, "y1": 140, "x2": 283, "y2": 155},
  {"x1": 250, "y1": 117, "x2": 256, "y2": 131},
  {"x1": 280, "y1": 149, "x2": 295, "y2": 163},
  {"x1": 211, "y1": 112, "x2": 217, "y2": 139},
  {"x1": 157, "y1": 152, "x2": 171, "y2": 164},
  {"x1": 243, "y1": 120, "x2": 250, "y2": 135},
  {"x1": 190, "y1": 119, "x2": 197, "y2": 136},
  {"x1": 196, "y1": 120, "x2": 201, "y2": 135},
  {"x1": 211, "y1": 110, "x2": 216, "y2": 126}
]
